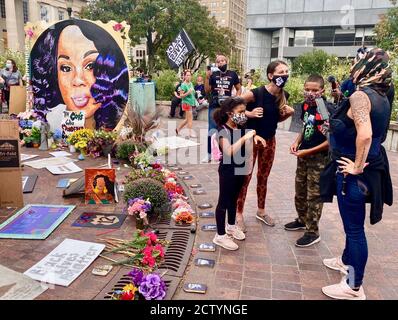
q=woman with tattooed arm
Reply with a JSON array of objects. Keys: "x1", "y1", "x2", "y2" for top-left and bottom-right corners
[{"x1": 320, "y1": 48, "x2": 393, "y2": 300}]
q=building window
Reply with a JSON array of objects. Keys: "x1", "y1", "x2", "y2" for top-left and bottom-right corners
[
  {"x1": 23, "y1": 1, "x2": 29, "y2": 23},
  {"x1": 294, "y1": 30, "x2": 314, "y2": 47},
  {"x1": 40, "y1": 5, "x2": 49, "y2": 23},
  {"x1": 334, "y1": 28, "x2": 355, "y2": 46},
  {"x1": 58, "y1": 10, "x2": 65, "y2": 21},
  {"x1": 0, "y1": 0, "x2": 5, "y2": 19},
  {"x1": 313, "y1": 28, "x2": 335, "y2": 47}
]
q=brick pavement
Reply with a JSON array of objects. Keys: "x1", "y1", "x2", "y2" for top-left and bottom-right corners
[{"x1": 165, "y1": 117, "x2": 398, "y2": 300}]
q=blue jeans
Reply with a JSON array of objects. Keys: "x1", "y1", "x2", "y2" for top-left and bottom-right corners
[
  {"x1": 336, "y1": 173, "x2": 368, "y2": 288},
  {"x1": 207, "y1": 106, "x2": 218, "y2": 155}
]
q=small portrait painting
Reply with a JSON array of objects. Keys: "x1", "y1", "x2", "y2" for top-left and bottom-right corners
[{"x1": 85, "y1": 169, "x2": 116, "y2": 204}]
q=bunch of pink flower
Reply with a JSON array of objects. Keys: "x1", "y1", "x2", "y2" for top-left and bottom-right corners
[
  {"x1": 128, "y1": 197, "x2": 152, "y2": 220},
  {"x1": 142, "y1": 244, "x2": 165, "y2": 268}
]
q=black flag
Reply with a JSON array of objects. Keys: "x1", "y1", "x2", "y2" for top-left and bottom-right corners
[{"x1": 166, "y1": 29, "x2": 195, "y2": 69}]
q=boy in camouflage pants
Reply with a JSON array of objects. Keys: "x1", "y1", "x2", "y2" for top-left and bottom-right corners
[{"x1": 285, "y1": 74, "x2": 330, "y2": 247}]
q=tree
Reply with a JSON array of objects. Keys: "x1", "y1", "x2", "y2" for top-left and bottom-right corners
[
  {"x1": 81, "y1": 0, "x2": 235, "y2": 73},
  {"x1": 292, "y1": 49, "x2": 338, "y2": 76},
  {"x1": 374, "y1": 1, "x2": 398, "y2": 51}
]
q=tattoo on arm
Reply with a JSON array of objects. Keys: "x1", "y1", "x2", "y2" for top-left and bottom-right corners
[{"x1": 350, "y1": 91, "x2": 371, "y2": 125}]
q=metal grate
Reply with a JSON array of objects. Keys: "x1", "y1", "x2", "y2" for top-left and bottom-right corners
[
  {"x1": 94, "y1": 267, "x2": 180, "y2": 300},
  {"x1": 158, "y1": 229, "x2": 195, "y2": 277}
]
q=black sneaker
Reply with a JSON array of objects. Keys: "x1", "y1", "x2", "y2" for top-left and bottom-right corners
[
  {"x1": 284, "y1": 219, "x2": 306, "y2": 231},
  {"x1": 295, "y1": 233, "x2": 321, "y2": 247}
]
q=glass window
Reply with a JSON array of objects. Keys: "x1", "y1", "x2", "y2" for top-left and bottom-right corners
[
  {"x1": 40, "y1": 5, "x2": 49, "y2": 23},
  {"x1": 58, "y1": 10, "x2": 65, "y2": 21},
  {"x1": 334, "y1": 28, "x2": 355, "y2": 46},
  {"x1": 313, "y1": 28, "x2": 335, "y2": 46},
  {"x1": 0, "y1": 0, "x2": 5, "y2": 19},
  {"x1": 294, "y1": 30, "x2": 314, "y2": 47},
  {"x1": 23, "y1": 0, "x2": 29, "y2": 23}
]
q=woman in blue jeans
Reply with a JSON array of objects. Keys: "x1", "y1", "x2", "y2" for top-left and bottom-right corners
[{"x1": 320, "y1": 48, "x2": 393, "y2": 300}]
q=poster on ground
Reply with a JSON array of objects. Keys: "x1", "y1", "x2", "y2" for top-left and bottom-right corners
[{"x1": 24, "y1": 239, "x2": 105, "y2": 287}]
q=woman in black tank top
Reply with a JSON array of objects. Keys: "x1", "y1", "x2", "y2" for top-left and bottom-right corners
[{"x1": 321, "y1": 48, "x2": 393, "y2": 300}]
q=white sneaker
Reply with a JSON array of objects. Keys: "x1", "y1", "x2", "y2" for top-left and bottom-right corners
[
  {"x1": 213, "y1": 234, "x2": 239, "y2": 251},
  {"x1": 323, "y1": 257, "x2": 349, "y2": 275},
  {"x1": 201, "y1": 155, "x2": 211, "y2": 163},
  {"x1": 226, "y1": 224, "x2": 246, "y2": 241},
  {"x1": 322, "y1": 277, "x2": 366, "y2": 300}
]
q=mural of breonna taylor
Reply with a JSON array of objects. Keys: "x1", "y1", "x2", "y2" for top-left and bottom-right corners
[{"x1": 31, "y1": 19, "x2": 129, "y2": 130}]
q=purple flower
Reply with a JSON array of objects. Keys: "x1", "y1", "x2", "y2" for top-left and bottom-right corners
[
  {"x1": 128, "y1": 268, "x2": 144, "y2": 286},
  {"x1": 139, "y1": 274, "x2": 167, "y2": 300}
]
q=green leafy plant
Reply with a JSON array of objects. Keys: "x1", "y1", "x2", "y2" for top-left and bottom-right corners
[
  {"x1": 116, "y1": 141, "x2": 139, "y2": 160},
  {"x1": 30, "y1": 127, "x2": 41, "y2": 143},
  {"x1": 292, "y1": 49, "x2": 338, "y2": 77},
  {"x1": 124, "y1": 178, "x2": 169, "y2": 214},
  {"x1": 125, "y1": 168, "x2": 165, "y2": 185},
  {"x1": 153, "y1": 70, "x2": 179, "y2": 101}
]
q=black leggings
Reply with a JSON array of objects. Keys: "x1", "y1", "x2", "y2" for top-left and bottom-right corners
[{"x1": 216, "y1": 169, "x2": 246, "y2": 235}]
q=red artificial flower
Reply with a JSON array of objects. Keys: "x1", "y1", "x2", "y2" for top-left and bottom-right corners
[
  {"x1": 144, "y1": 232, "x2": 158, "y2": 245},
  {"x1": 121, "y1": 291, "x2": 134, "y2": 300},
  {"x1": 142, "y1": 254, "x2": 156, "y2": 268},
  {"x1": 154, "y1": 244, "x2": 165, "y2": 258},
  {"x1": 113, "y1": 23, "x2": 123, "y2": 32}
]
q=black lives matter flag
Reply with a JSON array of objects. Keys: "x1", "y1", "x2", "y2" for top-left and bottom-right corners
[{"x1": 166, "y1": 29, "x2": 195, "y2": 69}]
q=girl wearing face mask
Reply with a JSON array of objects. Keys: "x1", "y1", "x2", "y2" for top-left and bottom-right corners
[
  {"x1": 236, "y1": 60, "x2": 294, "y2": 232},
  {"x1": 0, "y1": 59, "x2": 22, "y2": 111},
  {"x1": 212, "y1": 97, "x2": 266, "y2": 251}
]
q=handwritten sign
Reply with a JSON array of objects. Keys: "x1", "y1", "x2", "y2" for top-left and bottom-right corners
[
  {"x1": 61, "y1": 111, "x2": 85, "y2": 139},
  {"x1": 24, "y1": 239, "x2": 105, "y2": 287}
]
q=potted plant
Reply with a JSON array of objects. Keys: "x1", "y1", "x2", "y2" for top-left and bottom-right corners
[
  {"x1": 67, "y1": 128, "x2": 94, "y2": 155},
  {"x1": 87, "y1": 130, "x2": 117, "y2": 158},
  {"x1": 30, "y1": 127, "x2": 41, "y2": 148},
  {"x1": 23, "y1": 135, "x2": 34, "y2": 148}
]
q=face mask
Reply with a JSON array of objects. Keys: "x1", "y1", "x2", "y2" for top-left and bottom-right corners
[
  {"x1": 5, "y1": 63, "x2": 12, "y2": 70},
  {"x1": 218, "y1": 64, "x2": 227, "y2": 73},
  {"x1": 304, "y1": 91, "x2": 322, "y2": 105},
  {"x1": 231, "y1": 112, "x2": 247, "y2": 126},
  {"x1": 272, "y1": 75, "x2": 289, "y2": 88}
]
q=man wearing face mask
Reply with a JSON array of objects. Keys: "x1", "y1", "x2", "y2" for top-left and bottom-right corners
[
  {"x1": 204, "y1": 54, "x2": 241, "y2": 162},
  {"x1": 285, "y1": 74, "x2": 331, "y2": 247}
]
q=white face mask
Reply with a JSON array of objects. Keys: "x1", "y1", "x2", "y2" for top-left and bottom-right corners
[{"x1": 6, "y1": 63, "x2": 12, "y2": 70}]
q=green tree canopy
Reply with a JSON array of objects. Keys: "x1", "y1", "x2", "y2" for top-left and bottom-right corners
[
  {"x1": 374, "y1": 1, "x2": 398, "y2": 51},
  {"x1": 81, "y1": 0, "x2": 235, "y2": 73}
]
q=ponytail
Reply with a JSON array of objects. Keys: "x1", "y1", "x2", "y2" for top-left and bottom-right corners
[{"x1": 213, "y1": 97, "x2": 246, "y2": 127}]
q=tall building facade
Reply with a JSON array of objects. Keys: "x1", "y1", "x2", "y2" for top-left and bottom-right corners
[
  {"x1": 199, "y1": 0, "x2": 247, "y2": 71},
  {"x1": 0, "y1": 0, "x2": 87, "y2": 52},
  {"x1": 246, "y1": 0, "x2": 395, "y2": 70}
]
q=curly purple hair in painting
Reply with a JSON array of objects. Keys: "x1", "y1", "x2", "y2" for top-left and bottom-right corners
[{"x1": 31, "y1": 19, "x2": 129, "y2": 129}]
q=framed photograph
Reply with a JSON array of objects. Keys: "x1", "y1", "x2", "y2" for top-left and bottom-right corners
[{"x1": 85, "y1": 169, "x2": 116, "y2": 205}]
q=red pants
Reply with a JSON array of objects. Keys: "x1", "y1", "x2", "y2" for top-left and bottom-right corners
[{"x1": 237, "y1": 136, "x2": 276, "y2": 213}]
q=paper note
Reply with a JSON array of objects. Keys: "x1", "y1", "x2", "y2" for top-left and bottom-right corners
[{"x1": 46, "y1": 162, "x2": 82, "y2": 175}]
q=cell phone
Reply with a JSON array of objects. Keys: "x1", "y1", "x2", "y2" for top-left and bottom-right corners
[
  {"x1": 315, "y1": 97, "x2": 329, "y2": 121},
  {"x1": 183, "y1": 283, "x2": 207, "y2": 294},
  {"x1": 194, "y1": 258, "x2": 215, "y2": 268}
]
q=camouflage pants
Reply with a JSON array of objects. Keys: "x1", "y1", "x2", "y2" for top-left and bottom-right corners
[{"x1": 295, "y1": 152, "x2": 329, "y2": 235}]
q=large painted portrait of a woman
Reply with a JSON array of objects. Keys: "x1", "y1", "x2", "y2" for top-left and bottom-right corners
[{"x1": 30, "y1": 19, "x2": 129, "y2": 130}]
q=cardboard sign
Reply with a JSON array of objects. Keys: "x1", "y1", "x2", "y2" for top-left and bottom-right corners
[
  {"x1": 0, "y1": 139, "x2": 20, "y2": 168},
  {"x1": 61, "y1": 111, "x2": 85, "y2": 139},
  {"x1": 24, "y1": 239, "x2": 105, "y2": 287},
  {"x1": 0, "y1": 120, "x2": 23, "y2": 208}
]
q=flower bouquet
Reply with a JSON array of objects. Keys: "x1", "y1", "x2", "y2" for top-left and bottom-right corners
[
  {"x1": 87, "y1": 129, "x2": 117, "y2": 158},
  {"x1": 111, "y1": 268, "x2": 167, "y2": 300},
  {"x1": 100, "y1": 231, "x2": 169, "y2": 272},
  {"x1": 66, "y1": 128, "x2": 94, "y2": 154},
  {"x1": 173, "y1": 210, "x2": 194, "y2": 225},
  {"x1": 128, "y1": 197, "x2": 152, "y2": 229}
]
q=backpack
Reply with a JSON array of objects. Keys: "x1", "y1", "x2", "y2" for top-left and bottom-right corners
[{"x1": 211, "y1": 125, "x2": 228, "y2": 161}]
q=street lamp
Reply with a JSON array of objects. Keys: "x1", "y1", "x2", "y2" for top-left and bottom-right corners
[{"x1": 66, "y1": 0, "x2": 73, "y2": 19}]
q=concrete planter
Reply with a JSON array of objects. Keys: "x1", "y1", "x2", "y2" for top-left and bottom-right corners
[{"x1": 384, "y1": 121, "x2": 398, "y2": 152}]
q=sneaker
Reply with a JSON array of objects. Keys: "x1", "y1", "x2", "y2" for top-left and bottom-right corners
[
  {"x1": 256, "y1": 212, "x2": 275, "y2": 227},
  {"x1": 323, "y1": 257, "x2": 349, "y2": 275},
  {"x1": 213, "y1": 234, "x2": 239, "y2": 251},
  {"x1": 226, "y1": 224, "x2": 246, "y2": 241},
  {"x1": 284, "y1": 218, "x2": 306, "y2": 231},
  {"x1": 201, "y1": 155, "x2": 211, "y2": 163},
  {"x1": 236, "y1": 216, "x2": 247, "y2": 233},
  {"x1": 295, "y1": 232, "x2": 321, "y2": 247},
  {"x1": 322, "y1": 277, "x2": 366, "y2": 300}
]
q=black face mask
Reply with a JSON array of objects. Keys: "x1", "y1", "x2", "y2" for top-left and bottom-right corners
[
  {"x1": 272, "y1": 75, "x2": 289, "y2": 88},
  {"x1": 218, "y1": 64, "x2": 227, "y2": 72}
]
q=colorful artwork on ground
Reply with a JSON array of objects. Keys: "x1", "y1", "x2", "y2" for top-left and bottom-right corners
[
  {"x1": 72, "y1": 212, "x2": 126, "y2": 229},
  {"x1": 85, "y1": 168, "x2": 116, "y2": 205},
  {"x1": 0, "y1": 205, "x2": 75, "y2": 239},
  {"x1": 27, "y1": 19, "x2": 130, "y2": 131}
]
